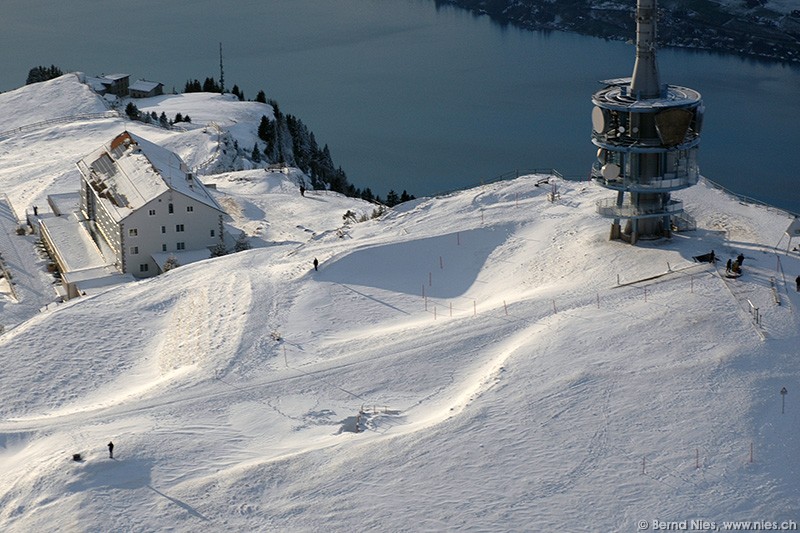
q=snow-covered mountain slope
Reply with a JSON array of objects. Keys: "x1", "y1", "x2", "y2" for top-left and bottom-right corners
[{"x1": 0, "y1": 75, "x2": 799, "y2": 531}]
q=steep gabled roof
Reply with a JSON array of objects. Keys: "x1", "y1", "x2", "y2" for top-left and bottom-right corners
[
  {"x1": 130, "y1": 79, "x2": 163, "y2": 93},
  {"x1": 76, "y1": 131, "x2": 224, "y2": 222}
]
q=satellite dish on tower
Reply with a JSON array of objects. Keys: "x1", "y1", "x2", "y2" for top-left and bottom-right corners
[
  {"x1": 601, "y1": 163, "x2": 620, "y2": 180},
  {"x1": 592, "y1": 107, "x2": 608, "y2": 133}
]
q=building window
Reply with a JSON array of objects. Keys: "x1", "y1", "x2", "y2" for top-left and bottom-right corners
[
  {"x1": 176, "y1": 224, "x2": 185, "y2": 232},
  {"x1": 130, "y1": 246, "x2": 139, "y2": 255},
  {"x1": 168, "y1": 203, "x2": 174, "y2": 214},
  {"x1": 149, "y1": 209, "x2": 156, "y2": 216},
  {"x1": 210, "y1": 229, "x2": 215, "y2": 237},
  {"x1": 128, "y1": 228, "x2": 138, "y2": 237},
  {"x1": 161, "y1": 226, "x2": 166, "y2": 234},
  {"x1": 177, "y1": 242, "x2": 185, "y2": 250},
  {"x1": 162, "y1": 244, "x2": 167, "y2": 252},
  {"x1": 139, "y1": 263, "x2": 149, "y2": 272},
  {"x1": 187, "y1": 205, "x2": 194, "y2": 212}
]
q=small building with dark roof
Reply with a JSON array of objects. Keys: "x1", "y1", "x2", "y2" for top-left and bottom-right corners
[{"x1": 129, "y1": 79, "x2": 165, "y2": 98}]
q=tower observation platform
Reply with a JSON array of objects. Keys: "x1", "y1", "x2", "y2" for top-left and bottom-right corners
[{"x1": 591, "y1": 0, "x2": 704, "y2": 244}]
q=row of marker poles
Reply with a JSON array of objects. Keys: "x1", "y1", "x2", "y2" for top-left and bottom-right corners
[
  {"x1": 425, "y1": 298, "x2": 474, "y2": 317},
  {"x1": 642, "y1": 443, "x2": 757, "y2": 474},
  {"x1": 423, "y1": 285, "x2": 680, "y2": 321},
  {"x1": 428, "y1": 285, "x2": 677, "y2": 320}
]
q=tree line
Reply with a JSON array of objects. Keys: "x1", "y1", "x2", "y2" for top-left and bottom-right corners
[{"x1": 186, "y1": 75, "x2": 414, "y2": 206}]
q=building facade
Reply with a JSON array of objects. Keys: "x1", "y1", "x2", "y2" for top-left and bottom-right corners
[{"x1": 77, "y1": 131, "x2": 226, "y2": 277}]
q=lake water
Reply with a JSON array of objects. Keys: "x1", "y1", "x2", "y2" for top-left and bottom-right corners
[{"x1": 2, "y1": 0, "x2": 798, "y2": 213}]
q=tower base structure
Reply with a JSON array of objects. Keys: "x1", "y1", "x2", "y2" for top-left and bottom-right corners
[{"x1": 591, "y1": 78, "x2": 703, "y2": 244}]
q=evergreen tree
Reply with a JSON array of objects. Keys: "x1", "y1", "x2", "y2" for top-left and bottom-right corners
[
  {"x1": 210, "y1": 242, "x2": 227, "y2": 258},
  {"x1": 231, "y1": 85, "x2": 244, "y2": 101},
  {"x1": 256, "y1": 90, "x2": 267, "y2": 104},
  {"x1": 327, "y1": 167, "x2": 349, "y2": 195},
  {"x1": 203, "y1": 77, "x2": 221, "y2": 92},
  {"x1": 257, "y1": 115, "x2": 270, "y2": 141},
  {"x1": 159, "y1": 111, "x2": 169, "y2": 128},
  {"x1": 234, "y1": 232, "x2": 251, "y2": 252},
  {"x1": 184, "y1": 79, "x2": 202, "y2": 93},
  {"x1": 163, "y1": 256, "x2": 180, "y2": 272},
  {"x1": 251, "y1": 143, "x2": 261, "y2": 163},
  {"x1": 258, "y1": 115, "x2": 277, "y2": 159},
  {"x1": 183, "y1": 114, "x2": 192, "y2": 123},
  {"x1": 399, "y1": 190, "x2": 414, "y2": 203},
  {"x1": 26, "y1": 65, "x2": 64, "y2": 85},
  {"x1": 386, "y1": 190, "x2": 400, "y2": 207},
  {"x1": 125, "y1": 102, "x2": 140, "y2": 119},
  {"x1": 361, "y1": 188, "x2": 374, "y2": 202},
  {"x1": 174, "y1": 112, "x2": 184, "y2": 123}
]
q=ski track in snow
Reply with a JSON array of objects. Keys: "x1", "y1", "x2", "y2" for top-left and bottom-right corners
[{"x1": 1, "y1": 75, "x2": 800, "y2": 531}]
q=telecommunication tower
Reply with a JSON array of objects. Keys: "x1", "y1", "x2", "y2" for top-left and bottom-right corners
[
  {"x1": 590, "y1": 0, "x2": 704, "y2": 244},
  {"x1": 219, "y1": 42, "x2": 225, "y2": 93}
]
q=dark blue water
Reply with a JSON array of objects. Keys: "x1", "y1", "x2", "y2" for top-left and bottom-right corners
[{"x1": 1, "y1": 0, "x2": 798, "y2": 212}]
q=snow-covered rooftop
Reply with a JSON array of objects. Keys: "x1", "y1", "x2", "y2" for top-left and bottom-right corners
[
  {"x1": 77, "y1": 131, "x2": 224, "y2": 223},
  {"x1": 38, "y1": 213, "x2": 109, "y2": 272},
  {"x1": 129, "y1": 79, "x2": 162, "y2": 93}
]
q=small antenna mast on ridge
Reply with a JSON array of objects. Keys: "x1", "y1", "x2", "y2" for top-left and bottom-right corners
[{"x1": 219, "y1": 42, "x2": 225, "y2": 94}]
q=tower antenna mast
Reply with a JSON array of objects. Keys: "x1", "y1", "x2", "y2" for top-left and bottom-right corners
[{"x1": 219, "y1": 42, "x2": 225, "y2": 93}]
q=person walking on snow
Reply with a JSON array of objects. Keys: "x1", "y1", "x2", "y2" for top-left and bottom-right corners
[
  {"x1": 796, "y1": 275, "x2": 800, "y2": 292},
  {"x1": 108, "y1": 441, "x2": 114, "y2": 459},
  {"x1": 726, "y1": 259, "x2": 732, "y2": 273},
  {"x1": 313, "y1": 258, "x2": 319, "y2": 271}
]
